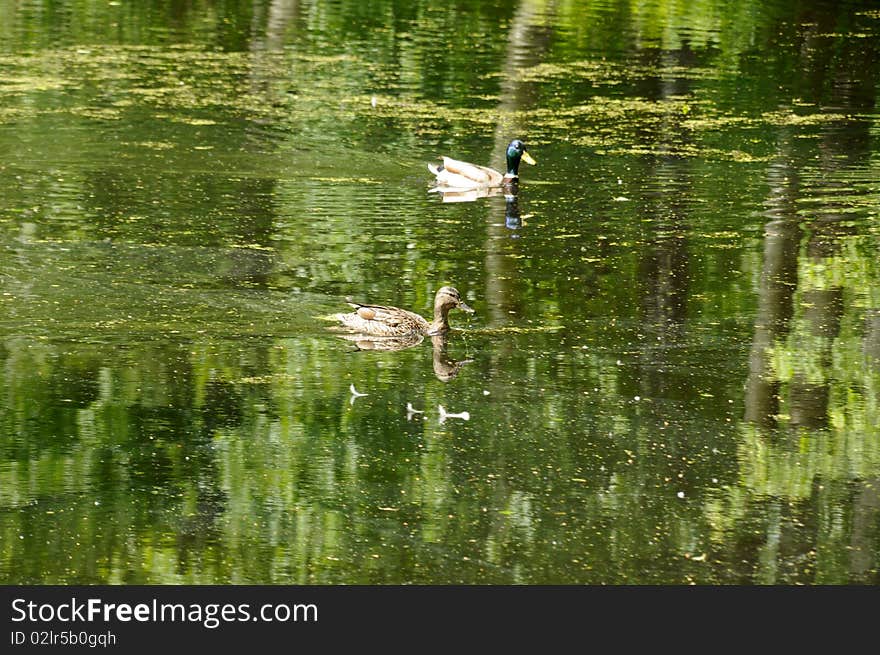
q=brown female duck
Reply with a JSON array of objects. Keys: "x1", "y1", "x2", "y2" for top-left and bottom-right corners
[{"x1": 334, "y1": 286, "x2": 474, "y2": 338}]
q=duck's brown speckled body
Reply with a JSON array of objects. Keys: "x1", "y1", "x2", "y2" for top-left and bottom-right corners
[{"x1": 334, "y1": 286, "x2": 473, "y2": 338}]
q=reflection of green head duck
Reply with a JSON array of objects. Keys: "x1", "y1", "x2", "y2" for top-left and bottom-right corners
[
  {"x1": 428, "y1": 139, "x2": 536, "y2": 191},
  {"x1": 334, "y1": 286, "x2": 474, "y2": 337},
  {"x1": 505, "y1": 194, "x2": 522, "y2": 232}
]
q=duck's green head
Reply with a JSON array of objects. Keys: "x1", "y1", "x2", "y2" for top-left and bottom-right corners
[{"x1": 506, "y1": 139, "x2": 536, "y2": 177}]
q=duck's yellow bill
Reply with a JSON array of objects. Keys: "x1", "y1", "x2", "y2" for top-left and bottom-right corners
[{"x1": 522, "y1": 151, "x2": 536, "y2": 165}]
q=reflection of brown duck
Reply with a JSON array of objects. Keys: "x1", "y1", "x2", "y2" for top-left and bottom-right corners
[
  {"x1": 336, "y1": 332, "x2": 424, "y2": 351},
  {"x1": 431, "y1": 335, "x2": 473, "y2": 382},
  {"x1": 334, "y1": 333, "x2": 473, "y2": 382},
  {"x1": 334, "y1": 286, "x2": 473, "y2": 338}
]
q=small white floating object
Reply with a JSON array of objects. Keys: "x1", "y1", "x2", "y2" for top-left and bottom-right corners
[
  {"x1": 438, "y1": 405, "x2": 470, "y2": 423},
  {"x1": 349, "y1": 384, "x2": 368, "y2": 405},
  {"x1": 406, "y1": 402, "x2": 424, "y2": 420}
]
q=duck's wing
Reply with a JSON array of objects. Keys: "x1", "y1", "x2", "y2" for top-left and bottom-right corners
[
  {"x1": 428, "y1": 166, "x2": 483, "y2": 191},
  {"x1": 440, "y1": 157, "x2": 503, "y2": 184},
  {"x1": 428, "y1": 157, "x2": 504, "y2": 190},
  {"x1": 337, "y1": 303, "x2": 428, "y2": 334},
  {"x1": 349, "y1": 302, "x2": 403, "y2": 322}
]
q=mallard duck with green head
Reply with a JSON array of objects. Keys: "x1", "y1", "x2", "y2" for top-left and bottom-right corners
[
  {"x1": 334, "y1": 286, "x2": 474, "y2": 338},
  {"x1": 428, "y1": 139, "x2": 536, "y2": 192}
]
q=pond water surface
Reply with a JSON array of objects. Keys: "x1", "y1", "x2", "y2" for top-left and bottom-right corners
[{"x1": 1, "y1": 0, "x2": 879, "y2": 584}]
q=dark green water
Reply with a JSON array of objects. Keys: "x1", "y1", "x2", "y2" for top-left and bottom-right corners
[{"x1": 1, "y1": 0, "x2": 879, "y2": 584}]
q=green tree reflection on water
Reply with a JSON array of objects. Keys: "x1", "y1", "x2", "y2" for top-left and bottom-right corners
[{"x1": 1, "y1": 0, "x2": 878, "y2": 584}]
